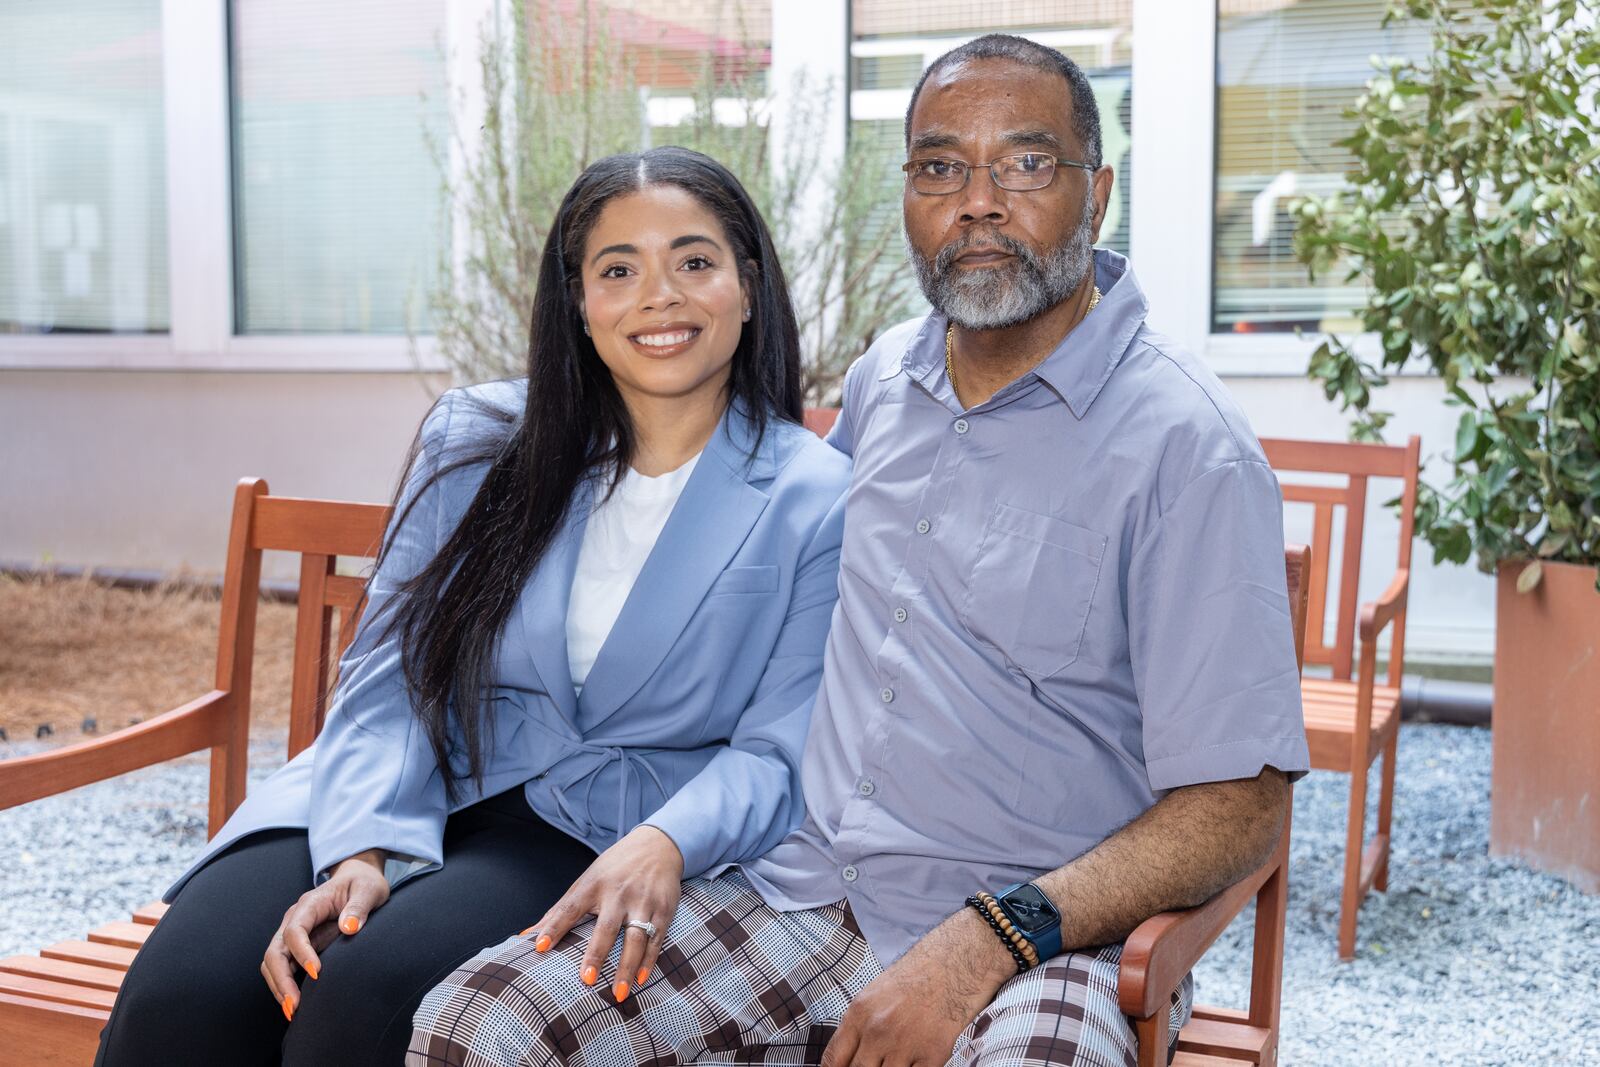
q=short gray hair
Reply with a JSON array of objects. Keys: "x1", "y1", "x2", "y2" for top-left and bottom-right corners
[{"x1": 905, "y1": 34, "x2": 1103, "y2": 170}]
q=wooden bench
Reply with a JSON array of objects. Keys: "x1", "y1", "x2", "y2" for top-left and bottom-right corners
[
  {"x1": 1, "y1": 413, "x2": 1309, "y2": 1065},
  {"x1": 1262, "y1": 436, "x2": 1421, "y2": 960},
  {"x1": 0, "y1": 479, "x2": 392, "y2": 1066}
]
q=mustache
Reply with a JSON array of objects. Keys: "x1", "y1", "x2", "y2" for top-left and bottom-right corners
[{"x1": 932, "y1": 230, "x2": 1039, "y2": 276}]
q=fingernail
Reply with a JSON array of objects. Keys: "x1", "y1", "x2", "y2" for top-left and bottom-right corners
[
  {"x1": 520, "y1": 926, "x2": 536, "y2": 937},
  {"x1": 281, "y1": 995, "x2": 295, "y2": 1022},
  {"x1": 581, "y1": 965, "x2": 598, "y2": 986},
  {"x1": 535, "y1": 934, "x2": 552, "y2": 952},
  {"x1": 612, "y1": 980, "x2": 629, "y2": 1002},
  {"x1": 341, "y1": 916, "x2": 360, "y2": 935},
  {"x1": 306, "y1": 961, "x2": 319, "y2": 981},
  {"x1": 636, "y1": 967, "x2": 649, "y2": 986}
]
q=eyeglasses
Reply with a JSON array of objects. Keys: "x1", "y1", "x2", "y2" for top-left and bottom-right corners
[{"x1": 901, "y1": 153, "x2": 1095, "y2": 195}]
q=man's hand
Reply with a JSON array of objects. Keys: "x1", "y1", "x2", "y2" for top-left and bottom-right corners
[{"x1": 821, "y1": 907, "x2": 1015, "y2": 1067}]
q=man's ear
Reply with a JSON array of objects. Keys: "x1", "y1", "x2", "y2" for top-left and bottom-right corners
[{"x1": 1089, "y1": 164, "x2": 1115, "y2": 245}]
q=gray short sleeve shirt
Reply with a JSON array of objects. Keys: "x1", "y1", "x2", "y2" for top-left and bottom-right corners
[{"x1": 741, "y1": 250, "x2": 1310, "y2": 965}]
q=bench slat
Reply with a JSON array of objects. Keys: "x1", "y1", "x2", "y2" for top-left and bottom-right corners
[
  {"x1": 1175, "y1": 1016, "x2": 1271, "y2": 1059},
  {"x1": 40, "y1": 941, "x2": 138, "y2": 972},
  {"x1": 86, "y1": 922, "x2": 151, "y2": 950},
  {"x1": 131, "y1": 902, "x2": 168, "y2": 927},
  {"x1": 0, "y1": 973, "x2": 119, "y2": 1011},
  {"x1": 1172, "y1": 1054, "x2": 1255, "y2": 1067},
  {"x1": 0, "y1": 956, "x2": 125, "y2": 992},
  {"x1": 0, "y1": 992, "x2": 108, "y2": 1067}
]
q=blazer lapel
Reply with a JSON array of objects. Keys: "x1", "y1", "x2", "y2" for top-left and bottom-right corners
[
  {"x1": 576, "y1": 409, "x2": 776, "y2": 728},
  {"x1": 514, "y1": 486, "x2": 591, "y2": 722}
]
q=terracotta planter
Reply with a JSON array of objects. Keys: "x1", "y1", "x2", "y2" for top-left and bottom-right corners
[{"x1": 1490, "y1": 559, "x2": 1600, "y2": 891}]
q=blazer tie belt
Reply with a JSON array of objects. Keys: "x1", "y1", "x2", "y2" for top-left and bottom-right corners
[{"x1": 510, "y1": 712, "x2": 674, "y2": 848}]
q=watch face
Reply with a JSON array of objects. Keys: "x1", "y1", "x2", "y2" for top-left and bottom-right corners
[{"x1": 1002, "y1": 885, "x2": 1058, "y2": 934}]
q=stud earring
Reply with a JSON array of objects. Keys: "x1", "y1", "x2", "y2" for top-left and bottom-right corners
[
  {"x1": 741, "y1": 308, "x2": 751, "y2": 322},
  {"x1": 582, "y1": 323, "x2": 590, "y2": 336}
]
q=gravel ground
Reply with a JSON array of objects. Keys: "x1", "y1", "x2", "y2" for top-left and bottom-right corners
[{"x1": 4, "y1": 723, "x2": 1597, "y2": 1065}]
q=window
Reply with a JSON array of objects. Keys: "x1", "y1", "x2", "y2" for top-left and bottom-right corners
[
  {"x1": 231, "y1": 0, "x2": 448, "y2": 334},
  {"x1": 0, "y1": 2, "x2": 168, "y2": 334},
  {"x1": 1213, "y1": 0, "x2": 1429, "y2": 334}
]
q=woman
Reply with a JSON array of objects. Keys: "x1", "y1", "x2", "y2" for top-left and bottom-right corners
[{"x1": 96, "y1": 147, "x2": 850, "y2": 1066}]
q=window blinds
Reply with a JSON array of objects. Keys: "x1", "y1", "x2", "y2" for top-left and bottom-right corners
[
  {"x1": 0, "y1": 1, "x2": 168, "y2": 334},
  {"x1": 231, "y1": 0, "x2": 448, "y2": 334},
  {"x1": 1213, "y1": 0, "x2": 1431, "y2": 333}
]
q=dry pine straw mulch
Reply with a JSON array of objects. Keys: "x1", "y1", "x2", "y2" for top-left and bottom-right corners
[{"x1": 0, "y1": 575, "x2": 297, "y2": 749}]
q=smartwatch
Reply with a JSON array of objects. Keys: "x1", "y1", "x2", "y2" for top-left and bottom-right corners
[{"x1": 994, "y1": 882, "x2": 1063, "y2": 962}]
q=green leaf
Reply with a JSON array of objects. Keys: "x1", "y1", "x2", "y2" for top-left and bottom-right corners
[{"x1": 1454, "y1": 412, "x2": 1481, "y2": 462}]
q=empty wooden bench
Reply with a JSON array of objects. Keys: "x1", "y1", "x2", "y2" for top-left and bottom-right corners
[
  {"x1": 0, "y1": 479, "x2": 392, "y2": 1066},
  {"x1": 1262, "y1": 436, "x2": 1421, "y2": 960}
]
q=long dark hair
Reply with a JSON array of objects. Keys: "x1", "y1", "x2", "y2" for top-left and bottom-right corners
[{"x1": 372, "y1": 146, "x2": 804, "y2": 800}]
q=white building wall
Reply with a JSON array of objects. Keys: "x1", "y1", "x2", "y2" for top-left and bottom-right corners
[{"x1": 0, "y1": 370, "x2": 444, "y2": 583}]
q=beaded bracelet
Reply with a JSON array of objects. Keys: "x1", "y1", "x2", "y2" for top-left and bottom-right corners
[
  {"x1": 976, "y1": 891, "x2": 1041, "y2": 969},
  {"x1": 966, "y1": 895, "x2": 1032, "y2": 973}
]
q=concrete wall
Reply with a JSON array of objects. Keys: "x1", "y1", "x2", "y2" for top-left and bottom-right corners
[
  {"x1": 0, "y1": 364, "x2": 1496, "y2": 662},
  {"x1": 1, "y1": 369, "x2": 446, "y2": 583}
]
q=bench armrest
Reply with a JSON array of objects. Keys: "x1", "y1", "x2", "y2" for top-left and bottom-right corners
[
  {"x1": 1116, "y1": 857, "x2": 1273, "y2": 1020},
  {"x1": 0, "y1": 690, "x2": 232, "y2": 812},
  {"x1": 1358, "y1": 568, "x2": 1409, "y2": 644}
]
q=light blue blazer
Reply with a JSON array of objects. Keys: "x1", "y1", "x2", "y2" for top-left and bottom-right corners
[{"x1": 166, "y1": 380, "x2": 851, "y2": 900}]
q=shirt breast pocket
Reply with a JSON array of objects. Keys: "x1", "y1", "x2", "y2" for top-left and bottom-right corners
[{"x1": 960, "y1": 504, "x2": 1107, "y2": 679}]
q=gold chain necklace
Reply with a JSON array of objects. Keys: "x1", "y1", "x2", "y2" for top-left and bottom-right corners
[{"x1": 946, "y1": 285, "x2": 1101, "y2": 400}]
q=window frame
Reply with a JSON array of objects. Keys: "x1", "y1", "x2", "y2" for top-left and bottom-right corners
[{"x1": 0, "y1": 0, "x2": 460, "y2": 372}]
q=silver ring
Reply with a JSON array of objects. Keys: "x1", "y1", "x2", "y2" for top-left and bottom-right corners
[{"x1": 625, "y1": 919, "x2": 657, "y2": 939}]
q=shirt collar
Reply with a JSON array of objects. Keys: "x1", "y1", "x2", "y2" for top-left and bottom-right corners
[{"x1": 899, "y1": 248, "x2": 1151, "y2": 419}]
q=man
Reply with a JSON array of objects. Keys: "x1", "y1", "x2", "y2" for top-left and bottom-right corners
[{"x1": 410, "y1": 34, "x2": 1309, "y2": 1067}]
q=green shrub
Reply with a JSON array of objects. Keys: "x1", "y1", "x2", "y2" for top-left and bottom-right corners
[{"x1": 1293, "y1": 0, "x2": 1600, "y2": 586}]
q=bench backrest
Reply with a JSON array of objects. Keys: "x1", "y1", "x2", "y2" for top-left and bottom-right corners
[
  {"x1": 219, "y1": 481, "x2": 392, "y2": 762},
  {"x1": 1259, "y1": 436, "x2": 1421, "y2": 685}
]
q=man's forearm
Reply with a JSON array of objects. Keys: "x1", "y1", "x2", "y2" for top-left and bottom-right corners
[{"x1": 1036, "y1": 768, "x2": 1288, "y2": 950}]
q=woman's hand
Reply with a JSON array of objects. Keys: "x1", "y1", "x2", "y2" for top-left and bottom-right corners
[
  {"x1": 260, "y1": 848, "x2": 391, "y2": 1020},
  {"x1": 525, "y1": 825, "x2": 685, "y2": 1003}
]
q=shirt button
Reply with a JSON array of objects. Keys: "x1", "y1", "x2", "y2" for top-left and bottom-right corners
[
  {"x1": 880, "y1": 687, "x2": 895, "y2": 704},
  {"x1": 842, "y1": 864, "x2": 859, "y2": 883},
  {"x1": 954, "y1": 418, "x2": 970, "y2": 435},
  {"x1": 916, "y1": 518, "x2": 932, "y2": 534},
  {"x1": 894, "y1": 607, "x2": 908, "y2": 623},
  {"x1": 859, "y1": 778, "x2": 876, "y2": 797}
]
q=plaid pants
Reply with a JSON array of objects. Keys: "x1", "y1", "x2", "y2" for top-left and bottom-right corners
[{"x1": 408, "y1": 871, "x2": 1192, "y2": 1067}]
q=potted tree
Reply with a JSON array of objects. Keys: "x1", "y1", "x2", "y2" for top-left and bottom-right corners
[{"x1": 1292, "y1": 0, "x2": 1600, "y2": 889}]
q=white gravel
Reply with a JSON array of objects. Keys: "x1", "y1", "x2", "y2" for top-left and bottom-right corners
[
  {"x1": 4, "y1": 724, "x2": 1597, "y2": 1065},
  {"x1": 1194, "y1": 723, "x2": 1600, "y2": 1066}
]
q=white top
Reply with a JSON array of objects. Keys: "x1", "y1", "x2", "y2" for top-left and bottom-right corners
[{"x1": 566, "y1": 453, "x2": 702, "y2": 693}]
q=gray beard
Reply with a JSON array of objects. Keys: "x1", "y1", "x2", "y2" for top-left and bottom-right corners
[{"x1": 908, "y1": 191, "x2": 1096, "y2": 331}]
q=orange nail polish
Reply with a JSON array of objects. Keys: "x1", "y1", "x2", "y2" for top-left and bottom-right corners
[
  {"x1": 520, "y1": 926, "x2": 536, "y2": 937},
  {"x1": 581, "y1": 965, "x2": 598, "y2": 986},
  {"x1": 306, "y1": 961, "x2": 319, "y2": 981},
  {"x1": 281, "y1": 995, "x2": 295, "y2": 1022},
  {"x1": 636, "y1": 967, "x2": 649, "y2": 986},
  {"x1": 535, "y1": 934, "x2": 552, "y2": 952},
  {"x1": 613, "y1": 981, "x2": 629, "y2": 1003},
  {"x1": 340, "y1": 916, "x2": 360, "y2": 935}
]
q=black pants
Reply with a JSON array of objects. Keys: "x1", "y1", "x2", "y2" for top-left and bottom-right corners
[{"x1": 95, "y1": 787, "x2": 596, "y2": 1067}]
